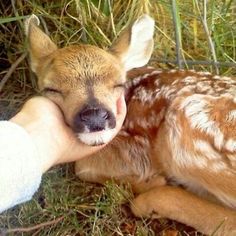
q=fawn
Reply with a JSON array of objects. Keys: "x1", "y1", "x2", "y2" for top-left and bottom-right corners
[{"x1": 25, "y1": 15, "x2": 236, "y2": 235}]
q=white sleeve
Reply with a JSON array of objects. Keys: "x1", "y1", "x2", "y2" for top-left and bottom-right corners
[{"x1": 0, "y1": 121, "x2": 42, "y2": 213}]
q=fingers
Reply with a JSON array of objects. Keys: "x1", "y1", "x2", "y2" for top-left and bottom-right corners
[
  {"x1": 22, "y1": 96, "x2": 62, "y2": 118},
  {"x1": 116, "y1": 94, "x2": 127, "y2": 130},
  {"x1": 12, "y1": 96, "x2": 60, "y2": 123}
]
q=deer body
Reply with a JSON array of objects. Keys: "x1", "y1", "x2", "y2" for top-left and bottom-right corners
[
  {"x1": 25, "y1": 14, "x2": 236, "y2": 235},
  {"x1": 75, "y1": 68, "x2": 236, "y2": 235}
]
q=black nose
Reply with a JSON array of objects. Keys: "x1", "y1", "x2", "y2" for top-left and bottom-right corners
[
  {"x1": 74, "y1": 106, "x2": 115, "y2": 132},
  {"x1": 80, "y1": 108, "x2": 109, "y2": 122}
]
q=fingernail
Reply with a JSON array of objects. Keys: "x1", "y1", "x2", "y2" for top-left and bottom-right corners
[{"x1": 117, "y1": 94, "x2": 125, "y2": 114}]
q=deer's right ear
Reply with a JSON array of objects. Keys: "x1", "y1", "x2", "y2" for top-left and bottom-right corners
[
  {"x1": 25, "y1": 14, "x2": 57, "y2": 73},
  {"x1": 109, "y1": 15, "x2": 155, "y2": 71}
]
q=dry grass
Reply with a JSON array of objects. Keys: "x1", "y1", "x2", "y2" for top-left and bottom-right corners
[{"x1": 0, "y1": 0, "x2": 235, "y2": 235}]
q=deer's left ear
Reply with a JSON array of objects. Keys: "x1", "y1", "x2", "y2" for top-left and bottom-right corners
[
  {"x1": 24, "y1": 14, "x2": 57, "y2": 74},
  {"x1": 109, "y1": 15, "x2": 155, "y2": 71}
]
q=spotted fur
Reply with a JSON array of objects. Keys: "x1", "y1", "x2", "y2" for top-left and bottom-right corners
[
  {"x1": 76, "y1": 68, "x2": 236, "y2": 235},
  {"x1": 25, "y1": 13, "x2": 236, "y2": 236}
]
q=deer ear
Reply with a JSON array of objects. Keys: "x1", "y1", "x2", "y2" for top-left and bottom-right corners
[
  {"x1": 24, "y1": 14, "x2": 57, "y2": 73},
  {"x1": 109, "y1": 15, "x2": 154, "y2": 71}
]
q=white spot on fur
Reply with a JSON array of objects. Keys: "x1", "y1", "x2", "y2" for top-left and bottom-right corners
[
  {"x1": 225, "y1": 139, "x2": 236, "y2": 152},
  {"x1": 153, "y1": 89, "x2": 161, "y2": 99},
  {"x1": 172, "y1": 79, "x2": 179, "y2": 85},
  {"x1": 197, "y1": 71, "x2": 211, "y2": 76},
  {"x1": 150, "y1": 70, "x2": 162, "y2": 75},
  {"x1": 154, "y1": 79, "x2": 160, "y2": 86},
  {"x1": 197, "y1": 80, "x2": 211, "y2": 87},
  {"x1": 126, "y1": 75, "x2": 142, "y2": 88},
  {"x1": 161, "y1": 86, "x2": 177, "y2": 99},
  {"x1": 169, "y1": 69, "x2": 177, "y2": 73},
  {"x1": 166, "y1": 111, "x2": 207, "y2": 169},
  {"x1": 194, "y1": 140, "x2": 227, "y2": 172},
  {"x1": 195, "y1": 80, "x2": 215, "y2": 94},
  {"x1": 194, "y1": 140, "x2": 221, "y2": 160},
  {"x1": 226, "y1": 110, "x2": 236, "y2": 122},
  {"x1": 180, "y1": 95, "x2": 224, "y2": 149},
  {"x1": 183, "y1": 76, "x2": 197, "y2": 84},
  {"x1": 213, "y1": 75, "x2": 220, "y2": 79},
  {"x1": 126, "y1": 71, "x2": 162, "y2": 91},
  {"x1": 135, "y1": 86, "x2": 153, "y2": 103},
  {"x1": 142, "y1": 73, "x2": 152, "y2": 79}
]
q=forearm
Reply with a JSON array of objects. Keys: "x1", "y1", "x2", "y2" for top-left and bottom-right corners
[{"x1": 0, "y1": 121, "x2": 42, "y2": 213}]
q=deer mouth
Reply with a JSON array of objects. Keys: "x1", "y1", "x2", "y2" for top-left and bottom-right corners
[
  {"x1": 76, "y1": 128, "x2": 116, "y2": 146},
  {"x1": 72, "y1": 95, "x2": 125, "y2": 146},
  {"x1": 73, "y1": 108, "x2": 116, "y2": 146}
]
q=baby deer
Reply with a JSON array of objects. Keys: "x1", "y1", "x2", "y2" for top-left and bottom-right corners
[{"x1": 25, "y1": 15, "x2": 236, "y2": 235}]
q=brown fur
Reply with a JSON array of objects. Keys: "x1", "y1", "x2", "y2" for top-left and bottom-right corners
[
  {"x1": 25, "y1": 15, "x2": 236, "y2": 235},
  {"x1": 32, "y1": 43, "x2": 124, "y2": 128},
  {"x1": 75, "y1": 69, "x2": 236, "y2": 235}
]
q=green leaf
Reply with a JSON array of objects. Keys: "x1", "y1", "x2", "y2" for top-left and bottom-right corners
[{"x1": 0, "y1": 15, "x2": 29, "y2": 25}]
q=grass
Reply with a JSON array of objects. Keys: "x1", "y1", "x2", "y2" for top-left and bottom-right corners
[
  {"x1": 0, "y1": 0, "x2": 235, "y2": 235},
  {"x1": 0, "y1": 165, "x2": 200, "y2": 236}
]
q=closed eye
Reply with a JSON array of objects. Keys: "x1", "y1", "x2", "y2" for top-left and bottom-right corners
[
  {"x1": 43, "y1": 87, "x2": 62, "y2": 94},
  {"x1": 114, "y1": 83, "x2": 126, "y2": 89}
]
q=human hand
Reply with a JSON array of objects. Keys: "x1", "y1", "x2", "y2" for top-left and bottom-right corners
[{"x1": 10, "y1": 96, "x2": 126, "y2": 173}]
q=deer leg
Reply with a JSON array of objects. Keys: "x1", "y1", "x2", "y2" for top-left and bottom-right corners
[
  {"x1": 75, "y1": 134, "x2": 154, "y2": 186},
  {"x1": 131, "y1": 185, "x2": 236, "y2": 236}
]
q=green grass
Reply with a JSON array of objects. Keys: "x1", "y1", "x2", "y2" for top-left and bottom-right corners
[
  {"x1": 0, "y1": 165, "x2": 201, "y2": 235},
  {"x1": 0, "y1": 0, "x2": 235, "y2": 235}
]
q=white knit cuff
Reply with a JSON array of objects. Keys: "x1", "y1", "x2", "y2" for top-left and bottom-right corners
[{"x1": 0, "y1": 121, "x2": 42, "y2": 213}]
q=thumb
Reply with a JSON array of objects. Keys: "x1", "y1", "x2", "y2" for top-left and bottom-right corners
[{"x1": 116, "y1": 94, "x2": 127, "y2": 130}]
